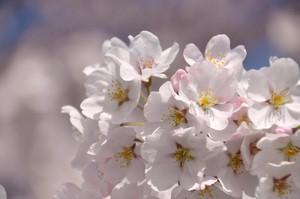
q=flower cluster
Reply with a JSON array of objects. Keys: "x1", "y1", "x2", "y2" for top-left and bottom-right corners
[{"x1": 54, "y1": 31, "x2": 300, "y2": 199}]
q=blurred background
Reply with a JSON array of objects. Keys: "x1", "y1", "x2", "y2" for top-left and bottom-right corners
[{"x1": 0, "y1": 0, "x2": 299, "y2": 198}]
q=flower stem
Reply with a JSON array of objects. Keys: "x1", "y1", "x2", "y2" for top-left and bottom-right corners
[
  {"x1": 121, "y1": 122, "x2": 144, "y2": 126},
  {"x1": 137, "y1": 104, "x2": 144, "y2": 111},
  {"x1": 140, "y1": 92, "x2": 147, "y2": 104}
]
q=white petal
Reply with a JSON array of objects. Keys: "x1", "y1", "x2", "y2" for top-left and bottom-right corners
[
  {"x1": 267, "y1": 57, "x2": 299, "y2": 89},
  {"x1": 248, "y1": 102, "x2": 273, "y2": 129},
  {"x1": 147, "y1": 159, "x2": 179, "y2": 191},
  {"x1": 205, "y1": 34, "x2": 231, "y2": 57},
  {"x1": 130, "y1": 31, "x2": 162, "y2": 60},
  {"x1": 183, "y1": 43, "x2": 204, "y2": 65},
  {"x1": 246, "y1": 70, "x2": 270, "y2": 102},
  {"x1": 156, "y1": 42, "x2": 179, "y2": 71}
]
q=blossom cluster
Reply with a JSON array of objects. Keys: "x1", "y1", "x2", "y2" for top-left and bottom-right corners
[{"x1": 54, "y1": 31, "x2": 300, "y2": 199}]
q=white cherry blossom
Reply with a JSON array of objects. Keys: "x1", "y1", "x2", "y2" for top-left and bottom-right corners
[
  {"x1": 80, "y1": 63, "x2": 141, "y2": 124},
  {"x1": 184, "y1": 34, "x2": 246, "y2": 78},
  {"x1": 179, "y1": 61, "x2": 236, "y2": 130},
  {"x1": 247, "y1": 57, "x2": 300, "y2": 129},
  {"x1": 141, "y1": 127, "x2": 209, "y2": 191},
  {"x1": 106, "y1": 31, "x2": 179, "y2": 82}
]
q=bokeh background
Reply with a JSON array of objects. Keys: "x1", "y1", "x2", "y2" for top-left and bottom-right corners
[{"x1": 0, "y1": 0, "x2": 299, "y2": 198}]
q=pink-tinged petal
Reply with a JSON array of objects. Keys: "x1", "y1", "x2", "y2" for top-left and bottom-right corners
[
  {"x1": 277, "y1": 107, "x2": 300, "y2": 128},
  {"x1": 54, "y1": 183, "x2": 81, "y2": 199},
  {"x1": 106, "y1": 47, "x2": 140, "y2": 81},
  {"x1": 183, "y1": 43, "x2": 204, "y2": 65},
  {"x1": 170, "y1": 69, "x2": 187, "y2": 93},
  {"x1": 147, "y1": 159, "x2": 179, "y2": 191},
  {"x1": 80, "y1": 95, "x2": 104, "y2": 119},
  {"x1": 292, "y1": 165, "x2": 300, "y2": 188},
  {"x1": 141, "y1": 132, "x2": 176, "y2": 164},
  {"x1": 178, "y1": 73, "x2": 198, "y2": 102},
  {"x1": 179, "y1": 160, "x2": 203, "y2": 190},
  {"x1": 256, "y1": 133, "x2": 289, "y2": 149},
  {"x1": 130, "y1": 31, "x2": 162, "y2": 60},
  {"x1": 246, "y1": 70, "x2": 270, "y2": 102},
  {"x1": 218, "y1": 168, "x2": 242, "y2": 198},
  {"x1": 228, "y1": 97, "x2": 246, "y2": 111},
  {"x1": 156, "y1": 42, "x2": 179, "y2": 70},
  {"x1": 275, "y1": 126, "x2": 293, "y2": 135},
  {"x1": 210, "y1": 69, "x2": 237, "y2": 103},
  {"x1": 144, "y1": 92, "x2": 169, "y2": 122},
  {"x1": 267, "y1": 57, "x2": 299, "y2": 89},
  {"x1": 103, "y1": 158, "x2": 126, "y2": 183},
  {"x1": 119, "y1": 61, "x2": 141, "y2": 81},
  {"x1": 226, "y1": 45, "x2": 247, "y2": 64},
  {"x1": 205, "y1": 34, "x2": 231, "y2": 58},
  {"x1": 209, "y1": 104, "x2": 233, "y2": 130},
  {"x1": 208, "y1": 121, "x2": 237, "y2": 141},
  {"x1": 111, "y1": 183, "x2": 143, "y2": 199},
  {"x1": 0, "y1": 185, "x2": 6, "y2": 199},
  {"x1": 248, "y1": 102, "x2": 273, "y2": 129},
  {"x1": 126, "y1": 158, "x2": 145, "y2": 183},
  {"x1": 61, "y1": 106, "x2": 84, "y2": 133}
]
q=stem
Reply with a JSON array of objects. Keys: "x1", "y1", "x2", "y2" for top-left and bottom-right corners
[
  {"x1": 143, "y1": 77, "x2": 152, "y2": 96},
  {"x1": 140, "y1": 92, "x2": 147, "y2": 104},
  {"x1": 137, "y1": 104, "x2": 144, "y2": 111},
  {"x1": 120, "y1": 122, "x2": 145, "y2": 126},
  {"x1": 146, "y1": 86, "x2": 150, "y2": 96}
]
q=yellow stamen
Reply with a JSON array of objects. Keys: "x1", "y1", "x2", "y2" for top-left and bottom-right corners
[
  {"x1": 280, "y1": 142, "x2": 300, "y2": 162},
  {"x1": 206, "y1": 52, "x2": 227, "y2": 68},
  {"x1": 196, "y1": 88, "x2": 219, "y2": 110},
  {"x1": 273, "y1": 174, "x2": 291, "y2": 196},
  {"x1": 114, "y1": 144, "x2": 136, "y2": 168},
  {"x1": 269, "y1": 87, "x2": 291, "y2": 109},
  {"x1": 227, "y1": 152, "x2": 244, "y2": 175},
  {"x1": 198, "y1": 185, "x2": 215, "y2": 199},
  {"x1": 173, "y1": 143, "x2": 194, "y2": 168},
  {"x1": 107, "y1": 81, "x2": 129, "y2": 106},
  {"x1": 162, "y1": 107, "x2": 187, "y2": 127}
]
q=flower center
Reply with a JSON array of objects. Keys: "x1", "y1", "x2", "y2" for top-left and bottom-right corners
[
  {"x1": 173, "y1": 143, "x2": 194, "y2": 168},
  {"x1": 197, "y1": 185, "x2": 215, "y2": 199},
  {"x1": 273, "y1": 174, "x2": 291, "y2": 196},
  {"x1": 114, "y1": 144, "x2": 136, "y2": 168},
  {"x1": 280, "y1": 142, "x2": 300, "y2": 162},
  {"x1": 269, "y1": 87, "x2": 291, "y2": 109},
  {"x1": 196, "y1": 88, "x2": 219, "y2": 110},
  {"x1": 238, "y1": 115, "x2": 252, "y2": 126},
  {"x1": 140, "y1": 56, "x2": 155, "y2": 70},
  {"x1": 107, "y1": 80, "x2": 129, "y2": 106},
  {"x1": 162, "y1": 107, "x2": 187, "y2": 127},
  {"x1": 206, "y1": 52, "x2": 227, "y2": 68},
  {"x1": 227, "y1": 152, "x2": 244, "y2": 175}
]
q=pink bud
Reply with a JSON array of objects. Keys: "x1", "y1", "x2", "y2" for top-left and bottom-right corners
[
  {"x1": 275, "y1": 126, "x2": 293, "y2": 135},
  {"x1": 170, "y1": 69, "x2": 187, "y2": 93}
]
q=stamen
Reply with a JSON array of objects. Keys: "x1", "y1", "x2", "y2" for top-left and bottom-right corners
[
  {"x1": 273, "y1": 174, "x2": 291, "y2": 196},
  {"x1": 198, "y1": 185, "x2": 215, "y2": 199},
  {"x1": 196, "y1": 88, "x2": 219, "y2": 111},
  {"x1": 227, "y1": 152, "x2": 244, "y2": 175},
  {"x1": 206, "y1": 52, "x2": 227, "y2": 68},
  {"x1": 107, "y1": 80, "x2": 129, "y2": 106},
  {"x1": 96, "y1": 164, "x2": 105, "y2": 180},
  {"x1": 173, "y1": 143, "x2": 194, "y2": 168},
  {"x1": 269, "y1": 87, "x2": 291, "y2": 109},
  {"x1": 238, "y1": 115, "x2": 252, "y2": 126},
  {"x1": 280, "y1": 142, "x2": 300, "y2": 162},
  {"x1": 139, "y1": 56, "x2": 155, "y2": 70},
  {"x1": 162, "y1": 107, "x2": 187, "y2": 127},
  {"x1": 114, "y1": 144, "x2": 136, "y2": 168}
]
